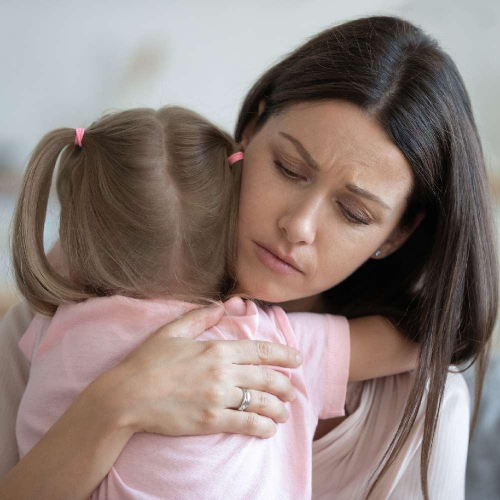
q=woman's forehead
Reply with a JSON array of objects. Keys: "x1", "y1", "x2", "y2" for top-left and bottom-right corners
[
  {"x1": 268, "y1": 101, "x2": 396, "y2": 156},
  {"x1": 263, "y1": 101, "x2": 414, "y2": 198}
]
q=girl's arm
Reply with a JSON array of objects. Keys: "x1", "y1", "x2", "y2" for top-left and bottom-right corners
[
  {"x1": 348, "y1": 315, "x2": 420, "y2": 381},
  {"x1": 0, "y1": 305, "x2": 302, "y2": 500}
]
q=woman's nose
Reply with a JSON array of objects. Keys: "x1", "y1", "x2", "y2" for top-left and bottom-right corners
[{"x1": 278, "y1": 200, "x2": 320, "y2": 245}]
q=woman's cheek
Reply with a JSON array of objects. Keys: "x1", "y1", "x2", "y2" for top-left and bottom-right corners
[{"x1": 242, "y1": 169, "x2": 282, "y2": 221}]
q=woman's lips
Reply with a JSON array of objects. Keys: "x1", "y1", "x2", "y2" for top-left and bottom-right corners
[{"x1": 253, "y1": 242, "x2": 302, "y2": 275}]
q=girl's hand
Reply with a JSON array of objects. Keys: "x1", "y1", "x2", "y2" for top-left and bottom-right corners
[{"x1": 106, "y1": 304, "x2": 302, "y2": 439}]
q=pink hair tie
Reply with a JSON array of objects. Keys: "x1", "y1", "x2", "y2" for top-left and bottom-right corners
[
  {"x1": 228, "y1": 152, "x2": 244, "y2": 166},
  {"x1": 75, "y1": 128, "x2": 85, "y2": 147}
]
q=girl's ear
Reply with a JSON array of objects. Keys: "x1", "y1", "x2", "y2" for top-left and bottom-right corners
[{"x1": 240, "y1": 99, "x2": 266, "y2": 151}]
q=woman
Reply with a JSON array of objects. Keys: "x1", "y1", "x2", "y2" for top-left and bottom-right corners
[{"x1": 0, "y1": 14, "x2": 497, "y2": 499}]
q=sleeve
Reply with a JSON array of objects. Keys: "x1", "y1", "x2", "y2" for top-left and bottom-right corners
[
  {"x1": 276, "y1": 310, "x2": 350, "y2": 420},
  {"x1": 0, "y1": 300, "x2": 34, "y2": 478},
  {"x1": 389, "y1": 371, "x2": 470, "y2": 500}
]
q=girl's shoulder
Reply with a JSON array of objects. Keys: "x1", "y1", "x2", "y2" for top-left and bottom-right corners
[{"x1": 21, "y1": 296, "x2": 197, "y2": 365}]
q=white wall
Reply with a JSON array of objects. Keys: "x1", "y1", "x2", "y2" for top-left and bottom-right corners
[
  {"x1": 1, "y1": 0, "x2": 499, "y2": 301},
  {"x1": 0, "y1": 0, "x2": 411, "y2": 168}
]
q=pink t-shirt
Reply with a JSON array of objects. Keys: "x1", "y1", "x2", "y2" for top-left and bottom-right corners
[{"x1": 16, "y1": 296, "x2": 350, "y2": 500}]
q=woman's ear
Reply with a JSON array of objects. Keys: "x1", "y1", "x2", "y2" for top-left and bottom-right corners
[
  {"x1": 240, "y1": 99, "x2": 266, "y2": 151},
  {"x1": 373, "y1": 211, "x2": 426, "y2": 259}
]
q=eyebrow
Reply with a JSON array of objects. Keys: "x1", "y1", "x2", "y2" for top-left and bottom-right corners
[{"x1": 279, "y1": 131, "x2": 391, "y2": 211}]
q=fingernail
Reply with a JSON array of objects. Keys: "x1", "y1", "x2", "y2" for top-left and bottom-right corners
[{"x1": 296, "y1": 354, "x2": 303, "y2": 364}]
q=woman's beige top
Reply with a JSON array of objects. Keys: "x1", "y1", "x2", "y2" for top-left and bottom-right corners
[{"x1": 0, "y1": 301, "x2": 470, "y2": 499}]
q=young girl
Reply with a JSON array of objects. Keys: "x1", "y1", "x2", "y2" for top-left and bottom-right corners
[{"x1": 13, "y1": 106, "x2": 418, "y2": 499}]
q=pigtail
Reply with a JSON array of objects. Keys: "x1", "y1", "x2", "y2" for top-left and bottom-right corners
[
  {"x1": 12, "y1": 129, "x2": 89, "y2": 315},
  {"x1": 13, "y1": 106, "x2": 243, "y2": 314}
]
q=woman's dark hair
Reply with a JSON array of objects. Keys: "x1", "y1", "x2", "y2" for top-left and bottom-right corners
[{"x1": 235, "y1": 15, "x2": 498, "y2": 499}]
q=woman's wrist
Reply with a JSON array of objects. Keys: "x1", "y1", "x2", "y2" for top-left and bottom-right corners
[{"x1": 90, "y1": 362, "x2": 144, "y2": 434}]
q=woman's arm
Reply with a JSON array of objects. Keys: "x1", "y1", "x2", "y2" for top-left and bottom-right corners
[
  {"x1": 348, "y1": 315, "x2": 420, "y2": 382},
  {"x1": 0, "y1": 305, "x2": 302, "y2": 500},
  {"x1": 0, "y1": 300, "x2": 33, "y2": 477},
  {"x1": 0, "y1": 368, "x2": 133, "y2": 500},
  {"x1": 426, "y1": 371, "x2": 469, "y2": 499},
  {"x1": 388, "y1": 371, "x2": 469, "y2": 499}
]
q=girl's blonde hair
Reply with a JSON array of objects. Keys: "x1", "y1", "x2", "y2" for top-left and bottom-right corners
[{"x1": 12, "y1": 106, "x2": 241, "y2": 315}]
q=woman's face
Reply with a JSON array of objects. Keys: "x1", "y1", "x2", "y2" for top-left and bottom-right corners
[{"x1": 236, "y1": 100, "x2": 418, "y2": 305}]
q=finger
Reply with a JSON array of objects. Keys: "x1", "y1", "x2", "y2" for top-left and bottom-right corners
[
  {"x1": 160, "y1": 304, "x2": 225, "y2": 339},
  {"x1": 228, "y1": 388, "x2": 289, "y2": 424},
  {"x1": 202, "y1": 339, "x2": 303, "y2": 368},
  {"x1": 232, "y1": 365, "x2": 296, "y2": 402},
  {"x1": 218, "y1": 409, "x2": 278, "y2": 439}
]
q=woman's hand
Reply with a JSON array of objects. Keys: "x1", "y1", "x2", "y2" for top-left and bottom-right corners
[
  {"x1": 107, "y1": 304, "x2": 302, "y2": 439},
  {"x1": 0, "y1": 303, "x2": 302, "y2": 500}
]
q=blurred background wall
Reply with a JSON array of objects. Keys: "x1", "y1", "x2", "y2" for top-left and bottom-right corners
[
  {"x1": 1, "y1": 0, "x2": 499, "y2": 313},
  {"x1": 1, "y1": 0, "x2": 499, "y2": 497}
]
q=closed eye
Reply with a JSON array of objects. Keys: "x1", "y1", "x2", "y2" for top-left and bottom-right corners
[
  {"x1": 274, "y1": 160, "x2": 305, "y2": 181},
  {"x1": 337, "y1": 202, "x2": 371, "y2": 225}
]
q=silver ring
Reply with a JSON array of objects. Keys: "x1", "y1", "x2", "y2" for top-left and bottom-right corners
[{"x1": 237, "y1": 388, "x2": 251, "y2": 411}]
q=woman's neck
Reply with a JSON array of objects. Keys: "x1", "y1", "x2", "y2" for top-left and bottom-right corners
[{"x1": 278, "y1": 294, "x2": 327, "y2": 314}]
